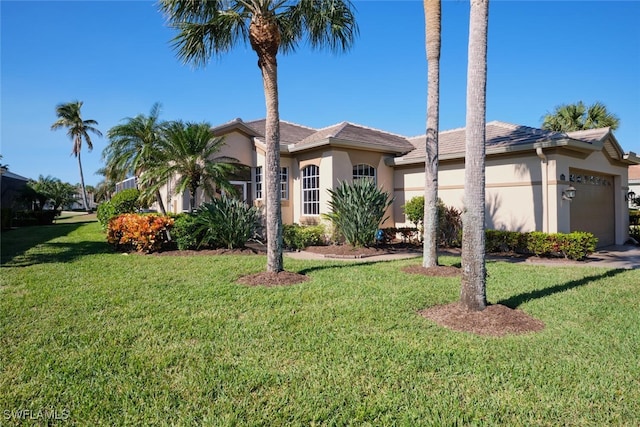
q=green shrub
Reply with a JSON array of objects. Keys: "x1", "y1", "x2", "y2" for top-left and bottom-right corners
[
  {"x1": 283, "y1": 223, "x2": 325, "y2": 250},
  {"x1": 96, "y1": 201, "x2": 116, "y2": 229},
  {"x1": 12, "y1": 210, "x2": 57, "y2": 226},
  {"x1": 111, "y1": 188, "x2": 142, "y2": 214},
  {"x1": 402, "y1": 196, "x2": 424, "y2": 228},
  {"x1": 630, "y1": 210, "x2": 640, "y2": 226},
  {"x1": 485, "y1": 229, "x2": 597, "y2": 260},
  {"x1": 171, "y1": 213, "x2": 202, "y2": 250},
  {"x1": 324, "y1": 179, "x2": 393, "y2": 247},
  {"x1": 194, "y1": 195, "x2": 262, "y2": 249}
]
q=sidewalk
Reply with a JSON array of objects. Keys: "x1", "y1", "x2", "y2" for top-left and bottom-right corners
[{"x1": 285, "y1": 245, "x2": 640, "y2": 269}]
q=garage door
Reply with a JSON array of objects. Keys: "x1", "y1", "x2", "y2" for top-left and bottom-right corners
[{"x1": 569, "y1": 169, "x2": 615, "y2": 247}]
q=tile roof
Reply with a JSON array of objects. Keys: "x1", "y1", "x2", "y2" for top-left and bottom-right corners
[
  {"x1": 401, "y1": 121, "x2": 598, "y2": 162},
  {"x1": 244, "y1": 119, "x2": 316, "y2": 145},
  {"x1": 295, "y1": 122, "x2": 414, "y2": 152}
]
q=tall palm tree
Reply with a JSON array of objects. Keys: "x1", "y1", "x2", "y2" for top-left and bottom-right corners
[
  {"x1": 104, "y1": 103, "x2": 168, "y2": 214},
  {"x1": 422, "y1": 0, "x2": 441, "y2": 268},
  {"x1": 51, "y1": 101, "x2": 102, "y2": 212},
  {"x1": 542, "y1": 101, "x2": 620, "y2": 132},
  {"x1": 159, "y1": 0, "x2": 358, "y2": 273},
  {"x1": 460, "y1": 0, "x2": 489, "y2": 312},
  {"x1": 143, "y1": 121, "x2": 238, "y2": 212}
]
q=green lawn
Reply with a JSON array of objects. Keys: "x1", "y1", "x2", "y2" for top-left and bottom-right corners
[{"x1": 1, "y1": 221, "x2": 639, "y2": 425}]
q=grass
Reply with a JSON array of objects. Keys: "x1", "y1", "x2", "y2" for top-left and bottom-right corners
[{"x1": 1, "y1": 220, "x2": 639, "y2": 425}]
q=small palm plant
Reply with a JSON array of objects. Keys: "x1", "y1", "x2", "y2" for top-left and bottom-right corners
[
  {"x1": 194, "y1": 195, "x2": 263, "y2": 249},
  {"x1": 324, "y1": 179, "x2": 393, "y2": 247}
]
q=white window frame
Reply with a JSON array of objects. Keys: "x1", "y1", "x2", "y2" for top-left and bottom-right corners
[
  {"x1": 302, "y1": 165, "x2": 320, "y2": 216},
  {"x1": 280, "y1": 167, "x2": 289, "y2": 200},
  {"x1": 254, "y1": 166, "x2": 263, "y2": 200},
  {"x1": 352, "y1": 164, "x2": 376, "y2": 184}
]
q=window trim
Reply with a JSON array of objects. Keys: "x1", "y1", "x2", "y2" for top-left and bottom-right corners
[
  {"x1": 352, "y1": 163, "x2": 376, "y2": 183},
  {"x1": 302, "y1": 165, "x2": 320, "y2": 216}
]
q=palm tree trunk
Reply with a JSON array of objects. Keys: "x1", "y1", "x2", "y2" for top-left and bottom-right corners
[
  {"x1": 460, "y1": 0, "x2": 489, "y2": 311},
  {"x1": 261, "y1": 56, "x2": 284, "y2": 273},
  {"x1": 423, "y1": 0, "x2": 441, "y2": 268},
  {"x1": 77, "y1": 150, "x2": 90, "y2": 212},
  {"x1": 155, "y1": 189, "x2": 167, "y2": 215}
]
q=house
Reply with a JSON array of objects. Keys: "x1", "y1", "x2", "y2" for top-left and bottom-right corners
[
  {"x1": 629, "y1": 164, "x2": 640, "y2": 209},
  {"x1": 0, "y1": 168, "x2": 30, "y2": 211},
  {"x1": 156, "y1": 118, "x2": 639, "y2": 248}
]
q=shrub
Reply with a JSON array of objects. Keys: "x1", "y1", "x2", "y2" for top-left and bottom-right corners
[
  {"x1": 111, "y1": 188, "x2": 142, "y2": 214},
  {"x1": 402, "y1": 196, "x2": 424, "y2": 228},
  {"x1": 438, "y1": 204, "x2": 462, "y2": 247},
  {"x1": 194, "y1": 195, "x2": 262, "y2": 249},
  {"x1": 97, "y1": 188, "x2": 142, "y2": 230},
  {"x1": 324, "y1": 179, "x2": 393, "y2": 247},
  {"x1": 485, "y1": 229, "x2": 597, "y2": 260},
  {"x1": 171, "y1": 213, "x2": 202, "y2": 250},
  {"x1": 96, "y1": 201, "x2": 116, "y2": 229},
  {"x1": 401, "y1": 197, "x2": 462, "y2": 247},
  {"x1": 12, "y1": 210, "x2": 57, "y2": 226},
  {"x1": 107, "y1": 213, "x2": 174, "y2": 253},
  {"x1": 283, "y1": 223, "x2": 325, "y2": 250}
]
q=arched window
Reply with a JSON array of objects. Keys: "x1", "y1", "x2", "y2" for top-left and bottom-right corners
[
  {"x1": 353, "y1": 164, "x2": 376, "y2": 183},
  {"x1": 302, "y1": 165, "x2": 320, "y2": 215}
]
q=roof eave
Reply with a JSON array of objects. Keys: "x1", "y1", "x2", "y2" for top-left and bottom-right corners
[{"x1": 289, "y1": 137, "x2": 412, "y2": 154}]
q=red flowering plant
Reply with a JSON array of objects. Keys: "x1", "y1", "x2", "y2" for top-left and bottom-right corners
[{"x1": 107, "y1": 214, "x2": 174, "y2": 253}]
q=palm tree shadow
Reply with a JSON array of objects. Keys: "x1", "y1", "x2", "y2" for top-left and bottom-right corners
[
  {"x1": 1, "y1": 223, "x2": 111, "y2": 267},
  {"x1": 497, "y1": 269, "x2": 626, "y2": 309}
]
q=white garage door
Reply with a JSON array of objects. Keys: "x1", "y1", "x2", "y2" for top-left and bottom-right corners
[{"x1": 569, "y1": 169, "x2": 615, "y2": 247}]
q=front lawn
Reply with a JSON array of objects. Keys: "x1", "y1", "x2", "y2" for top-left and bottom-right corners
[{"x1": 1, "y1": 221, "x2": 639, "y2": 425}]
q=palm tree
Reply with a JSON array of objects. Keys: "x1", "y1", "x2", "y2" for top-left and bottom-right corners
[
  {"x1": 104, "y1": 103, "x2": 168, "y2": 214},
  {"x1": 159, "y1": 0, "x2": 358, "y2": 273},
  {"x1": 422, "y1": 0, "x2": 441, "y2": 268},
  {"x1": 542, "y1": 101, "x2": 620, "y2": 132},
  {"x1": 460, "y1": 0, "x2": 489, "y2": 312},
  {"x1": 51, "y1": 101, "x2": 102, "y2": 212},
  {"x1": 143, "y1": 121, "x2": 239, "y2": 213}
]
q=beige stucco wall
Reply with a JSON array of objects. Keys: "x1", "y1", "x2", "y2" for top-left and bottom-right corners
[
  {"x1": 394, "y1": 153, "x2": 544, "y2": 233},
  {"x1": 393, "y1": 147, "x2": 630, "y2": 245}
]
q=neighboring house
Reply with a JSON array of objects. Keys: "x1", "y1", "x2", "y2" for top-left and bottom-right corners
[
  {"x1": 156, "y1": 118, "x2": 639, "y2": 248},
  {"x1": 0, "y1": 169, "x2": 30, "y2": 210},
  {"x1": 629, "y1": 164, "x2": 640, "y2": 209}
]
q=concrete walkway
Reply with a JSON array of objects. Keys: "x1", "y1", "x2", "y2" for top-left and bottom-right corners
[{"x1": 285, "y1": 244, "x2": 640, "y2": 269}]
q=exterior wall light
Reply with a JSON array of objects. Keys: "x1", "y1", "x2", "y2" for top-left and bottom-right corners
[
  {"x1": 562, "y1": 186, "x2": 576, "y2": 201},
  {"x1": 626, "y1": 190, "x2": 636, "y2": 202}
]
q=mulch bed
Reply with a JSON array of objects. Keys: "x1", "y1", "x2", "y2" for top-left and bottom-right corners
[
  {"x1": 420, "y1": 302, "x2": 545, "y2": 336},
  {"x1": 304, "y1": 243, "x2": 421, "y2": 258},
  {"x1": 236, "y1": 271, "x2": 309, "y2": 287}
]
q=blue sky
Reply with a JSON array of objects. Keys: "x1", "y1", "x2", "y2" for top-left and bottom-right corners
[{"x1": 2, "y1": 1, "x2": 639, "y2": 187}]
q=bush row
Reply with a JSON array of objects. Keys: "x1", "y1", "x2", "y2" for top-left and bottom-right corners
[
  {"x1": 486, "y1": 229, "x2": 597, "y2": 260},
  {"x1": 167, "y1": 196, "x2": 262, "y2": 250}
]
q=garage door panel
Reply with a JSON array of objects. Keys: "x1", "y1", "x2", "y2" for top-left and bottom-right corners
[{"x1": 569, "y1": 170, "x2": 614, "y2": 247}]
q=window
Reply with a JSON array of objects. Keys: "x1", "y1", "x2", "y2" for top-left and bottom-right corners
[
  {"x1": 302, "y1": 165, "x2": 320, "y2": 215},
  {"x1": 280, "y1": 167, "x2": 289, "y2": 200},
  {"x1": 254, "y1": 166, "x2": 263, "y2": 199},
  {"x1": 255, "y1": 166, "x2": 289, "y2": 200},
  {"x1": 352, "y1": 164, "x2": 376, "y2": 183}
]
